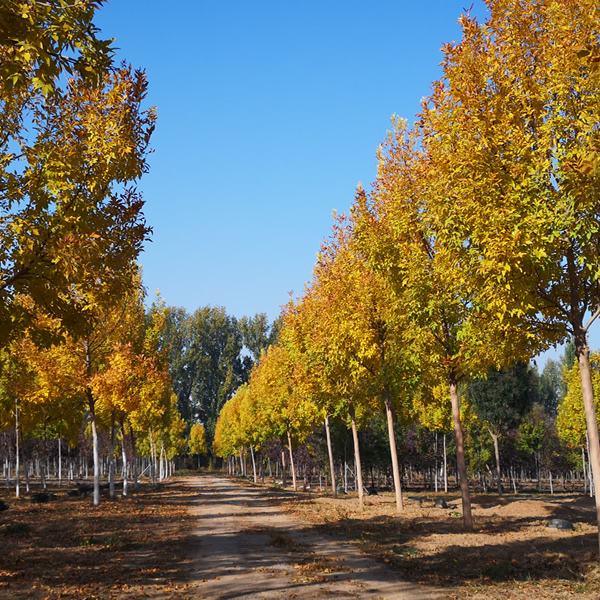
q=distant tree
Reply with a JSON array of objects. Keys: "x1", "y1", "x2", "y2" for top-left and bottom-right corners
[
  {"x1": 239, "y1": 313, "x2": 271, "y2": 361},
  {"x1": 468, "y1": 362, "x2": 537, "y2": 494},
  {"x1": 538, "y1": 359, "x2": 564, "y2": 415},
  {"x1": 188, "y1": 423, "x2": 208, "y2": 468},
  {"x1": 162, "y1": 306, "x2": 245, "y2": 439},
  {"x1": 563, "y1": 339, "x2": 576, "y2": 371},
  {"x1": 162, "y1": 306, "x2": 193, "y2": 421}
]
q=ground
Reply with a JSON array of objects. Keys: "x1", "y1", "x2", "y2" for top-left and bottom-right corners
[
  {"x1": 281, "y1": 483, "x2": 600, "y2": 598},
  {"x1": 0, "y1": 475, "x2": 598, "y2": 598}
]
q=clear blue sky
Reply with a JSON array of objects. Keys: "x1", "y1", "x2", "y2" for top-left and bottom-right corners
[{"x1": 95, "y1": 1, "x2": 490, "y2": 320}]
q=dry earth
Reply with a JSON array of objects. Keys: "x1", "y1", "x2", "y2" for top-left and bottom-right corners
[
  {"x1": 189, "y1": 474, "x2": 442, "y2": 598},
  {"x1": 1, "y1": 475, "x2": 599, "y2": 599},
  {"x1": 278, "y1": 481, "x2": 600, "y2": 599}
]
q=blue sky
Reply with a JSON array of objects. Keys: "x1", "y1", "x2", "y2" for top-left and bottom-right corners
[
  {"x1": 96, "y1": 1, "x2": 488, "y2": 318},
  {"x1": 93, "y1": 2, "x2": 598, "y2": 364}
]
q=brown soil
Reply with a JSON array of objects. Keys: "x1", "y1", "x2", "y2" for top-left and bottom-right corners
[
  {"x1": 188, "y1": 474, "x2": 441, "y2": 598},
  {"x1": 278, "y1": 485, "x2": 600, "y2": 598},
  {"x1": 0, "y1": 481, "x2": 201, "y2": 599},
  {"x1": 1, "y1": 476, "x2": 598, "y2": 599}
]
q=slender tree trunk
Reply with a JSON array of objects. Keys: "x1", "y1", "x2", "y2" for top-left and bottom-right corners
[
  {"x1": 489, "y1": 430, "x2": 502, "y2": 496},
  {"x1": 583, "y1": 446, "x2": 588, "y2": 496},
  {"x1": 150, "y1": 431, "x2": 158, "y2": 484},
  {"x1": 576, "y1": 337, "x2": 600, "y2": 554},
  {"x1": 587, "y1": 433, "x2": 594, "y2": 498},
  {"x1": 108, "y1": 414, "x2": 116, "y2": 499},
  {"x1": 250, "y1": 445, "x2": 257, "y2": 483},
  {"x1": 348, "y1": 406, "x2": 364, "y2": 511},
  {"x1": 449, "y1": 377, "x2": 473, "y2": 530},
  {"x1": 280, "y1": 448, "x2": 287, "y2": 488},
  {"x1": 287, "y1": 431, "x2": 297, "y2": 491},
  {"x1": 383, "y1": 390, "x2": 403, "y2": 512},
  {"x1": 88, "y1": 393, "x2": 101, "y2": 507},
  {"x1": 324, "y1": 416, "x2": 337, "y2": 497},
  {"x1": 343, "y1": 461, "x2": 348, "y2": 493},
  {"x1": 121, "y1": 421, "x2": 128, "y2": 497},
  {"x1": 443, "y1": 433, "x2": 448, "y2": 493},
  {"x1": 14, "y1": 398, "x2": 19, "y2": 499},
  {"x1": 121, "y1": 442, "x2": 128, "y2": 497},
  {"x1": 57, "y1": 438, "x2": 62, "y2": 487},
  {"x1": 434, "y1": 431, "x2": 439, "y2": 493}
]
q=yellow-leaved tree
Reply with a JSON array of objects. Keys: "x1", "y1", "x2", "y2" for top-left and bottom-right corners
[
  {"x1": 189, "y1": 423, "x2": 208, "y2": 469},
  {"x1": 417, "y1": 0, "x2": 600, "y2": 545}
]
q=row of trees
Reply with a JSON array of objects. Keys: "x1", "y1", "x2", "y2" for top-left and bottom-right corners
[
  {"x1": 214, "y1": 0, "x2": 600, "y2": 552},
  {"x1": 0, "y1": 2, "x2": 196, "y2": 504},
  {"x1": 214, "y1": 349, "x2": 595, "y2": 497}
]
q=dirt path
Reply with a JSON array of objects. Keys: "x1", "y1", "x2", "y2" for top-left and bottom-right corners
[{"x1": 188, "y1": 475, "x2": 443, "y2": 599}]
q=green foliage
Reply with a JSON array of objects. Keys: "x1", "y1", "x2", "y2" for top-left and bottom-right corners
[
  {"x1": 468, "y1": 362, "x2": 538, "y2": 436},
  {"x1": 537, "y1": 359, "x2": 564, "y2": 415}
]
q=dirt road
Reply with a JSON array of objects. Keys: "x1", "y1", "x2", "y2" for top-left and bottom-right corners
[{"x1": 189, "y1": 475, "x2": 443, "y2": 599}]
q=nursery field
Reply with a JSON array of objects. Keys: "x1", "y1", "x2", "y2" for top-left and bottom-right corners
[
  {"x1": 281, "y1": 483, "x2": 600, "y2": 598},
  {"x1": 1, "y1": 475, "x2": 598, "y2": 599},
  {"x1": 0, "y1": 480, "x2": 201, "y2": 599}
]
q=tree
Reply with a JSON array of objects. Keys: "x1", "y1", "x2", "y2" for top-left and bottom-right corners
[
  {"x1": 538, "y1": 359, "x2": 564, "y2": 416},
  {"x1": 239, "y1": 313, "x2": 277, "y2": 362},
  {"x1": 298, "y1": 209, "x2": 419, "y2": 512},
  {"x1": 164, "y1": 306, "x2": 245, "y2": 438},
  {"x1": 0, "y1": 0, "x2": 112, "y2": 96},
  {"x1": 468, "y1": 362, "x2": 537, "y2": 494},
  {"x1": 189, "y1": 422, "x2": 208, "y2": 469},
  {"x1": 1, "y1": 10, "x2": 154, "y2": 346},
  {"x1": 419, "y1": 0, "x2": 600, "y2": 548},
  {"x1": 353, "y1": 120, "x2": 526, "y2": 529},
  {"x1": 250, "y1": 344, "x2": 320, "y2": 490}
]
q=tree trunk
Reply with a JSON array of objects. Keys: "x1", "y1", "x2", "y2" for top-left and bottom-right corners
[
  {"x1": 57, "y1": 438, "x2": 62, "y2": 487},
  {"x1": 250, "y1": 445, "x2": 257, "y2": 483},
  {"x1": 587, "y1": 433, "x2": 594, "y2": 498},
  {"x1": 583, "y1": 446, "x2": 588, "y2": 496},
  {"x1": 443, "y1": 433, "x2": 448, "y2": 493},
  {"x1": 108, "y1": 414, "x2": 116, "y2": 498},
  {"x1": 14, "y1": 398, "x2": 19, "y2": 499},
  {"x1": 576, "y1": 337, "x2": 600, "y2": 554},
  {"x1": 286, "y1": 431, "x2": 297, "y2": 491},
  {"x1": 383, "y1": 390, "x2": 403, "y2": 512},
  {"x1": 324, "y1": 416, "x2": 337, "y2": 497},
  {"x1": 280, "y1": 448, "x2": 287, "y2": 487},
  {"x1": 434, "y1": 432, "x2": 439, "y2": 493},
  {"x1": 121, "y1": 421, "x2": 128, "y2": 497},
  {"x1": 348, "y1": 405, "x2": 364, "y2": 511},
  {"x1": 489, "y1": 430, "x2": 502, "y2": 496},
  {"x1": 88, "y1": 393, "x2": 101, "y2": 507},
  {"x1": 449, "y1": 377, "x2": 473, "y2": 530}
]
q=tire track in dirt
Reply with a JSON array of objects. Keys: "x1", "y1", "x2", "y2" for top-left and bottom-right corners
[{"x1": 188, "y1": 475, "x2": 444, "y2": 599}]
